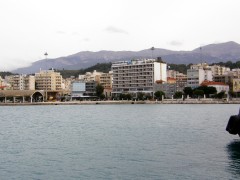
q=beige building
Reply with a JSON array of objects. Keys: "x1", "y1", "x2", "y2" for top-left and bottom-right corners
[
  {"x1": 99, "y1": 71, "x2": 113, "y2": 88},
  {"x1": 35, "y1": 70, "x2": 63, "y2": 90},
  {"x1": 211, "y1": 65, "x2": 230, "y2": 76},
  {"x1": 176, "y1": 73, "x2": 187, "y2": 92},
  {"x1": 79, "y1": 70, "x2": 102, "y2": 83},
  {"x1": 233, "y1": 79, "x2": 240, "y2": 92},
  {"x1": 0, "y1": 76, "x2": 3, "y2": 88},
  {"x1": 12, "y1": 75, "x2": 35, "y2": 90}
]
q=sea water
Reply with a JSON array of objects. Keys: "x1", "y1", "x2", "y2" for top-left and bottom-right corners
[{"x1": 0, "y1": 104, "x2": 239, "y2": 179}]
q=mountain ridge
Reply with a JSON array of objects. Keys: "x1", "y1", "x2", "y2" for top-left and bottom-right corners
[{"x1": 13, "y1": 41, "x2": 240, "y2": 74}]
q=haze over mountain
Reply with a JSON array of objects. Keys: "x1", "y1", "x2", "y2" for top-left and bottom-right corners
[{"x1": 13, "y1": 41, "x2": 240, "y2": 74}]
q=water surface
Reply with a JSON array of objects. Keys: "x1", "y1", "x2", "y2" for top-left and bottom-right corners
[{"x1": 0, "y1": 104, "x2": 239, "y2": 179}]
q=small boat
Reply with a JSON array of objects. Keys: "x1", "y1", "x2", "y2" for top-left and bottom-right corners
[{"x1": 226, "y1": 109, "x2": 240, "y2": 136}]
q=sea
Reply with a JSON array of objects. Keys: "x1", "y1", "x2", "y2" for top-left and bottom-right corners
[{"x1": 0, "y1": 104, "x2": 240, "y2": 180}]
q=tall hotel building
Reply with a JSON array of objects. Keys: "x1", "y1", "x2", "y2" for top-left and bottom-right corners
[
  {"x1": 35, "y1": 69, "x2": 63, "y2": 91},
  {"x1": 111, "y1": 59, "x2": 167, "y2": 97}
]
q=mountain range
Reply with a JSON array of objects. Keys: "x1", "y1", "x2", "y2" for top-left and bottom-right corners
[{"x1": 13, "y1": 41, "x2": 240, "y2": 74}]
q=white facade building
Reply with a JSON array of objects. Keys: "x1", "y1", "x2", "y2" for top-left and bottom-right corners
[
  {"x1": 111, "y1": 59, "x2": 167, "y2": 96},
  {"x1": 187, "y1": 64, "x2": 213, "y2": 89}
]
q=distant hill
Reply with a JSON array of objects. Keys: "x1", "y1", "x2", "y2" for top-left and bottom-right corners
[{"x1": 13, "y1": 41, "x2": 240, "y2": 74}]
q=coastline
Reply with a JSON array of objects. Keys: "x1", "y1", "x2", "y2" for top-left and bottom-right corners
[{"x1": 0, "y1": 99, "x2": 240, "y2": 106}]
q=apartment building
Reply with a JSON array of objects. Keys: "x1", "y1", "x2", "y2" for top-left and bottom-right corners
[
  {"x1": 12, "y1": 75, "x2": 35, "y2": 90},
  {"x1": 35, "y1": 69, "x2": 62, "y2": 90},
  {"x1": 211, "y1": 65, "x2": 230, "y2": 76},
  {"x1": 99, "y1": 71, "x2": 113, "y2": 88},
  {"x1": 79, "y1": 70, "x2": 102, "y2": 83},
  {"x1": 111, "y1": 59, "x2": 167, "y2": 97},
  {"x1": 176, "y1": 73, "x2": 187, "y2": 92},
  {"x1": 187, "y1": 64, "x2": 212, "y2": 89}
]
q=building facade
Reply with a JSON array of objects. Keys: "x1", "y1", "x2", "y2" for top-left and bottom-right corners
[
  {"x1": 111, "y1": 59, "x2": 167, "y2": 97},
  {"x1": 79, "y1": 70, "x2": 102, "y2": 83},
  {"x1": 35, "y1": 70, "x2": 63, "y2": 91},
  {"x1": 187, "y1": 63, "x2": 213, "y2": 89},
  {"x1": 15, "y1": 75, "x2": 35, "y2": 90}
]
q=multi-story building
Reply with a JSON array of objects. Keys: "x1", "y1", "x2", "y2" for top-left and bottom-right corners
[
  {"x1": 4, "y1": 75, "x2": 14, "y2": 89},
  {"x1": 211, "y1": 65, "x2": 230, "y2": 76},
  {"x1": 85, "y1": 81, "x2": 97, "y2": 96},
  {"x1": 100, "y1": 71, "x2": 113, "y2": 99},
  {"x1": 71, "y1": 81, "x2": 86, "y2": 99},
  {"x1": 99, "y1": 71, "x2": 113, "y2": 88},
  {"x1": 187, "y1": 64, "x2": 212, "y2": 89},
  {"x1": 176, "y1": 73, "x2": 187, "y2": 92},
  {"x1": 79, "y1": 70, "x2": 102, "y2": 83},
  {"x1": 111, "y1": 59, "x2": 167, "y2": 97},
  {"x1": 213, "y1": 69, "x2": 240, "y2": 91},
  {"x1": 233, "y1": 79, "x2": 240, "y2": 93},
  {"x1": 167, "y1": 70, "x2": 178, "y2": 78},
  {"x1": 35, "y1": 69, "x2": 63, "y2": 90},
  {"x1": 12, "y1": 75, "x2": 35, "y2": 90}
]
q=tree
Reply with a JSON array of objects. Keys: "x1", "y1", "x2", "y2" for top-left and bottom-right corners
[
  {"x1": 215, "y1": 91, "x2": 225, "y2": 99},
  {"x1": 125, "y1": 94, "x2": 132, "y2": 100},
  {"x1": 95, "y1": 84, "x2": 104, "y2": 98},
  {"x1": 183, "y1": 87, "x2": 193, "y2": 97},
  {"x1": 174, "y1": 91, "x2": 183, "y2": 99},
  {"x1": 195, "y1": 86, "x2": 217, "y2": 97},
  {"x1": 137, "y1": 92, "x2": 145, "y2": 100},
  {"x1": 193, "y1": 89, "x2": 204, "y2": 98},
  {"x1": 154, "y1": 91, "x2": 165, "y2": 100}
]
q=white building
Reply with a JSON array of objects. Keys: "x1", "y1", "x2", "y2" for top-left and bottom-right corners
[
  {"x1": 111, "y1": 59, "x2": 167, "y2": 97},
  {"x1": 187, "y1": 64, "x2": 213, "y2": 89},
  {"x1": 71, "y1": 81, "x2": 86, "y2": 98}
]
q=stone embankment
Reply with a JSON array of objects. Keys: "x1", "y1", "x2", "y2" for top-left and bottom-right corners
[{"x1": 0, "y1": 98, "x2": 240, "y2": 106}]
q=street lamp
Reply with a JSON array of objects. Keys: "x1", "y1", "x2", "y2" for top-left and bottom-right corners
[
  {"x1": 150, "y1": 47, "x2": 155, "y2": 59},
  {"x1": 44, "y1": 52, "x2": 48, "y2": 101}
]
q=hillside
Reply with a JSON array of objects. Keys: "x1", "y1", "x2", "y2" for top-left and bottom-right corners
[{"x1": 13, "y1": 41, "x2": 240, "y2": 74}]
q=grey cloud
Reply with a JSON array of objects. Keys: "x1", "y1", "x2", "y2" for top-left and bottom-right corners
[
  {"x1": 169, "y1": 41, "x2": 183, "y2": 46},
  {"x1": 105, "y1": 26, "x2": 128, "y2": 34}
]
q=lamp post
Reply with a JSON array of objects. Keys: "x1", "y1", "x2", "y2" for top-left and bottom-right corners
[
  {"x1": 150, "y1": 47, "x2": 155, "y2": 59},
  {"x1": 44, "y1": 52, "x2": 48, "y2": 102}
]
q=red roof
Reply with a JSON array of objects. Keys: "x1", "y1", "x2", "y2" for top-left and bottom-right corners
[{"x1": 201, "y1": 80, "x2": 228, "y2": 86}]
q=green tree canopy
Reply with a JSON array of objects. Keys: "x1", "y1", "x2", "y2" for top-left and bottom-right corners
[
  {"x1": 174, "y1": 91, "x2": 183, "y2": 99},
  {"x1": 215, "y1": 91, "x2": 225, "y2": 99},
  {"x1": 183, "y1": 87, "x2": 193, "y2": 97},
  {"x1": 195, "y1": 86, "x2": 217, "y2": 97},
  {"x1": 95, "y1": 84, "x2": 104, "y2": 98},
  {"x1": 193, "y1": 89, "x2": 204, "y2": 97},
  {"x1": 154, "y1": 91, "x2": 165, "y2": 100}
]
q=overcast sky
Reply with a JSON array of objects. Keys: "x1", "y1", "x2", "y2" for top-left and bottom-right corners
[{"x1": 0, "y1": 0, "x2": 239, "y2": 71}]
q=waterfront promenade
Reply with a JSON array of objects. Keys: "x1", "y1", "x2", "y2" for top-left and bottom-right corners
[{"x1": 0, "y1": 98, "x2": 240, "y2": 106}]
